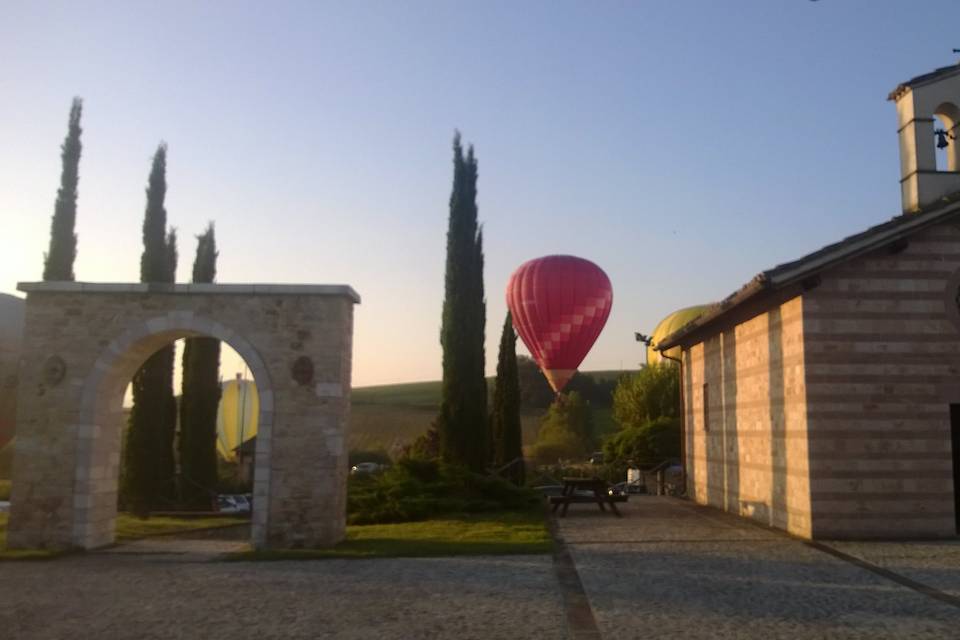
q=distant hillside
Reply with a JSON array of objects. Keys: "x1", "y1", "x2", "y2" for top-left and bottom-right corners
[
  {"x1": 352, "y1": 370, "x2": 630, "y2": 407},
  {"x1": 348, "y1": 370, "x2": 633, "y2": 455}
]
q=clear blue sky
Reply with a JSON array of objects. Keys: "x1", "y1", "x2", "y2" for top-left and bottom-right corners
[{"x1": 2, "y1": 1, "x2": 958, "y2": 386}]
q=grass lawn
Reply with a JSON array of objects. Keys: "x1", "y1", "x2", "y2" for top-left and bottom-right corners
[
  {"x1": 230, "y1": 509, "x2": 552, "y2": 561},
  {"x1": 0, "y1": 511, "x2": 247, "y2": 560},
  {"x1": 115, "y1": 513, "x2": 248, "y2": 540}
]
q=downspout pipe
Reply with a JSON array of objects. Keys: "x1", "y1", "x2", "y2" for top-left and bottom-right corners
[{"x1": 657, "y1": 348, "x2": 686, "y2": 492}]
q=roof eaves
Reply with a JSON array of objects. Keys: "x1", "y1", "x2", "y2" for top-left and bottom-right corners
[
  {"x1": 655, "y1": 274, "x2": 769, "y2": 351},
  {"x1": 656, "y1": 194, "x2": 960, "y2": 352},
  {"x1": 888, "y1": 63, "x2": 960, "y2": 101}
]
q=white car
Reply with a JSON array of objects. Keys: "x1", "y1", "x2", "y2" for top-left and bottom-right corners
[{"x1": 217, "y1": 494, "x2": 252, "y2": 514}]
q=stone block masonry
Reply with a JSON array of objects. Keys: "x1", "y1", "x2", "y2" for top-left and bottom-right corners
[
  {"x1": 6, "y1": 282, "x2": 359, "y2": 550},
  {"x1": 681, "y1": 219, "x2": 960, "y2": 539}
]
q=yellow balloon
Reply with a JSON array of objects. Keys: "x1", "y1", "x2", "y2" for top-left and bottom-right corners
[
  {"x1": 216, "y1": 377, "x2": 259, "y2": 461},
  {"x1": 646, "y1": 305, "x2": 711, "y2": 365}
]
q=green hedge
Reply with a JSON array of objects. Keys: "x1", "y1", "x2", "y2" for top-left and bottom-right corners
[{"x1": 347, "y1": 458, "x2": 539, "y2": 525}]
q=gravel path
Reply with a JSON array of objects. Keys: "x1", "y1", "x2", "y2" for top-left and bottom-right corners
[
  {"x1": 0, "y1": 552, "x2": 565, "y2": 640},
  {"x1": 6, "y1": 498, "x2": 960, "y2": 639},
  {"x1": 555, "y1": 496, "x2": 960, "y2": 639}
]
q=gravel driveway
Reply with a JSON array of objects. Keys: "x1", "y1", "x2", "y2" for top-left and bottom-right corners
[
  {"x1": 0, "y1": 551, "x2": 565, "y2": 640},
  {"x1": 555, "y1": 496, "x2": 960, "y2": 639},
  {"x1": 4, "y1": 497, "x2": 960, "y2": 639}
]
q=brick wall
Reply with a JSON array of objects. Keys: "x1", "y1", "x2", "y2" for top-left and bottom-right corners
[
  {"x1": 684, "y1": 296, "x2": 812, "y2": 537},
  {"x1": 803, "y1": 222, "x2": 960, "y2": 538}
]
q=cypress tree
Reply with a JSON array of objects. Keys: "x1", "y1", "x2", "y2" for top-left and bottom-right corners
[
  {"x1": 438, "y1": 132, "x2": 487, "y2": 472},
  {"x1": 123, "y1": 144, "x2": 178, "y2": 513},
  {"x1": 491, "y1": 312, "x2": 524, "y2": 485},
  {"x1": 43, "y1": 97, "x2": 83, "y2": 281},
  {"x1": 179, "y1": 224, "x2": 221, "y2": 508}
]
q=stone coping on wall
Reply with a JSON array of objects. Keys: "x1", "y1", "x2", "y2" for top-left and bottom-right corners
[{"x1": 17, "y1": 282, "x2": 361, "y2": 303}]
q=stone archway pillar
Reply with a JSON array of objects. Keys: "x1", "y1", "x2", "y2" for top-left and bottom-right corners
[{"x1": 7, "y1": 283, "x2": 359, "y2": 551}]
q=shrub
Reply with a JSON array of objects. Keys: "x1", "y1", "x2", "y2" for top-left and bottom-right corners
[
  {"x1": 602, "y1": 416, "x2": 681, "y2": 468},
  {"x1": 530, "y1": 429, "x2": 583, "y2": 466},
  {"x1": 348, "y1": 449, "x2": 392, "y2": 467},
  {"x1": 612, "y1": 363, "x2": 679, "y2": 429},
  {"x1": 530, "y1": 392, "x2": 593, "y2": 465},
  {"x1": 347, "y1": 460, "x2": 538, "y2": 525},
  {"x1": 403, "y1": 424, "x2": 440, "y2": 460},
  {"x1": 396, "y1": 456, "x2": 441, "y2": 483}
]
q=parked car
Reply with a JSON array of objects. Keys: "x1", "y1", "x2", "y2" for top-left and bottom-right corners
[
  {"x1": 350, "y1": 462, "x2": 383, "y2": 475},
  {"x1": 610, "y1": 481, "x2": 646, "y2": 495},
  {"x1": 216, "y1": 494, "x2": 252, "y2": 514}
]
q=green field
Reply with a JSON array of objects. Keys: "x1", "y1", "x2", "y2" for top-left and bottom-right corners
[{"x1": 349, "y1": 371, "x2": 626, "y2": 454}]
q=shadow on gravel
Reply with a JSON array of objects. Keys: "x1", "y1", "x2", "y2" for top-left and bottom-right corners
[{"x1": 573, "y1": 543, "x2": 960, "y2": 632}]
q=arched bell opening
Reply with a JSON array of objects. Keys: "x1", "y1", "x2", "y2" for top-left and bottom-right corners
[{"x1": 934, "y1": 102, "x2": 960, "y2": 173}]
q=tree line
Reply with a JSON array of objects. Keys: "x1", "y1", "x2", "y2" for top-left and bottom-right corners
[{"x1": 42, "y1": 98, "x2": 222, "y2": 512}]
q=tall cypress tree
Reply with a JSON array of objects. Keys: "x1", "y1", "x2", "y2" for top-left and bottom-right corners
[
  {"x1": 179, "y1": 224, "x2": 221, "y2": 508},
  {"x1": 43, "y1": 97, "x2": 83, "y2": 281},
  {"x1": 491, "y1": 312, "x2": 524, "y2": 485},
  {"x1": 438, "y1": 132, "x2": 487, "y2": 472},
  {"x1": 123, "y1": 144, "x2": 178, "y2": 513}
]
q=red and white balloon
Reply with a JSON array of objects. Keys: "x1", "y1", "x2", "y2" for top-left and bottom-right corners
[{"x1": 506, "y1": 255, "x2": 613, "y2": 393}]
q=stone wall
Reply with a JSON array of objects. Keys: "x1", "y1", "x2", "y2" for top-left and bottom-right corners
[
  {"x1": 803, "y1": 222, "x2": 959, "y2": 538},
  {"x1": 7, "y1": 283, "x2": 358, "y2": 550},
  {"x1": 684, "y1": 296, "x2": 812, "y2": 538}
]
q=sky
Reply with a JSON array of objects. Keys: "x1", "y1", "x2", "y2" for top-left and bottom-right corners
[{"x1": 2, "y1": 1, "x2": 959, "y2": 387}]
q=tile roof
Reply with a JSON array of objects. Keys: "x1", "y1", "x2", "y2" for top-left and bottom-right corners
[
  {"x1": 888, "y1": 63, "x2": 960, "y2": 101},
  {"x1": 656, "y1": 191, "x2": 960, "y2": 351}
]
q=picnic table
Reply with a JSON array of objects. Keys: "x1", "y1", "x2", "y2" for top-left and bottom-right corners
[{"x1": 548, "y1": 477, "x2": 626, "y2": 517}]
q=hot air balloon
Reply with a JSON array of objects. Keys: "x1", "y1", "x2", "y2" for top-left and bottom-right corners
[
  {"x1": 216, "y1": 375, "x2": 259, "y2": 462},
  {"x1": 506, "y1": 255, "x2": 613, "y2": 393},
  {"x1": 646, "y1": 305, "x2": 710, "y2": 365}
]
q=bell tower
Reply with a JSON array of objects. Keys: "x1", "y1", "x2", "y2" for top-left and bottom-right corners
[{"x1": 889, "y1": 63, "x2": 960, "y2": 213}]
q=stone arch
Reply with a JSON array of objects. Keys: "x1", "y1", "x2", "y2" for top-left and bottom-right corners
[
  {"x1": 71, "y1": 312, "x2": 275, "y2": 549},
  {"x1": 7, "y1": 282, "x2": 359, "y2": 551}
]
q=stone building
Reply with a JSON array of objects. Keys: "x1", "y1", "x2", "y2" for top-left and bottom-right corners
[{"x1": 657, "y1": 62, "x2": 960, "y2": 539}]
